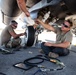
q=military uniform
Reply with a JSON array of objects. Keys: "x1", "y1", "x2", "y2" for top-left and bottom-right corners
[
  {"x1": 55, "y1": 27, "x2": 73, "y2": 49},
  {"x1": 0, "y1": 25, "x2": 21, "y2": 48},
  {"x1": 41, "y1": 26, "x2": 73, "y2": 56}
]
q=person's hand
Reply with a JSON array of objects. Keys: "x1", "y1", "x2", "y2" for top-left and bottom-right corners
[
  {"x1": 17, "y1": 0, "x2": 30, "y2": 17},
  {"x1": 33, "y1": 24, "x2": 38, "y2": 29},
  {"x1": 21, "y1": 33, "x2": 25, "y2": 36},
  {"x1": 25, "y1": 10, "x2": 30, "y2": 17},
  {"x1": 35, "y1": 19, "x2": 41, "y2": 24},
  {"x1": 44, "y1": 42, "x2": 53, "y2": 46}
]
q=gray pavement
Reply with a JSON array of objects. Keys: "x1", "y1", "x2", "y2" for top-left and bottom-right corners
[
  {"x1": 0, "y1": 27, "x2": 76, "y2": 75},
  {"x1": 0, "y1": 45, "x2": 76, "y2": 75}
]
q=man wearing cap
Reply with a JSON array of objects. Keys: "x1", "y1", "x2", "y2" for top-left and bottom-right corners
[{"x1": 0, "y1": 20, "x2": 25, "y2": 48}]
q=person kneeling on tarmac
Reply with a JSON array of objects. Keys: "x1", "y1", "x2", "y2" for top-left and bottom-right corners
[{"x1": 0, "y1": 20, "x2": 25, "y2": 48}]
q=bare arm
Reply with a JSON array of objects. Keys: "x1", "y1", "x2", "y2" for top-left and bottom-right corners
[
  {"x1": 45, "y1": 41, "x2": 70, "y2": 48},
  {"x1": 16, "y1": 0, "x2": 30, "y2": 17},
  {"x1": 36, "y1": 19, "x2": 56, "y2": 32},
  {"x1": 9, "y1": 31, "x2": 25, "y2": 39}
]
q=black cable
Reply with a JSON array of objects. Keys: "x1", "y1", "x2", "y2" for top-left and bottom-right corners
[
  {"x1": 0, "y1": 72, "x2": 6, "y2": 75},
  {"x1": 24, "y1": 57, "x2": 44, "y2": 67},
  {"x1": 24, "y1": 55, "x2": 65, "y2": 71},
  {"x1": 14, "y1": 55, "x2": 65, "y2": 73},
  {"x1": 13, "y1": 56, "x2": 44, "y2": 71}
]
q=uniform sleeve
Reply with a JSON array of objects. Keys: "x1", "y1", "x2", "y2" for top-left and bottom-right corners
[
  {"x1": 7, "y1": 26, "x2": 15, "y2": 33},
  {"x1": 64, "y1": 33, "x2": 73, "y2": 43}
]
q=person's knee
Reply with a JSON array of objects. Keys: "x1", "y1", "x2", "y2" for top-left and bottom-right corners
[
  {"x1": 53, "y1": 47, "x2": 70, "y2": 56},
  {"x1": 12, "y1": 38, "x2": 21, "y2": 48},
  {"x1": 63, "y1": 49, "x2": 70, "y2": 56},
  {"x1": 41, "y1": 42, "x2": 45, "y2": 49},
  {"x1": 59, "y1": 49, "x2": 70, "y2": 56},
  {"x1": 41, "y1": 42, "x2": 45, "y2": 47}
]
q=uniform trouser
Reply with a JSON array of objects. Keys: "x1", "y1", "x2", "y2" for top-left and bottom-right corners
[
  {"x1": 41, "y1": 42, "x2": 70, "y2": 56},
  {"x1": 6, "y1": 38, "x2": 21, "y2": 48}
]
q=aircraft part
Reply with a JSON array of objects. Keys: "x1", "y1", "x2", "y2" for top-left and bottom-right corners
[
  {"x1": 64, "y1": 0, "x2": 76, "y2": 13},
  {"x1": 1, "y1": 0, "x2": 21, "y2": 25},
  {"x1": 29, "y1": 0, "x2": 61, "y2": 12},
  {"x1": 25, "y1": 26, "x2": 35, "y2": 47},
  {"x1": 1, "y1": 0, "x2": 76, "y2": 25}
]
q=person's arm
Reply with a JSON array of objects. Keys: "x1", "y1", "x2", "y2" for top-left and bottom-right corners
[
  {"x1": 16, "y1": 0, "x2": 30, "y2": 17},
  {"x1": 36, "y1": 19, "x2": 56, "y2": 32},
  {"x1": 44, "y1": 41, "x2": 70, "y2": 48},
  {"x1": 10, "y1": 31, "x2": 25, "y2": 39}
]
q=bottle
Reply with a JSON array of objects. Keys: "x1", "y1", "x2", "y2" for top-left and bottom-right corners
[{"x1": 42, "y1": 11, "x2": 50, "y2": 22}]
